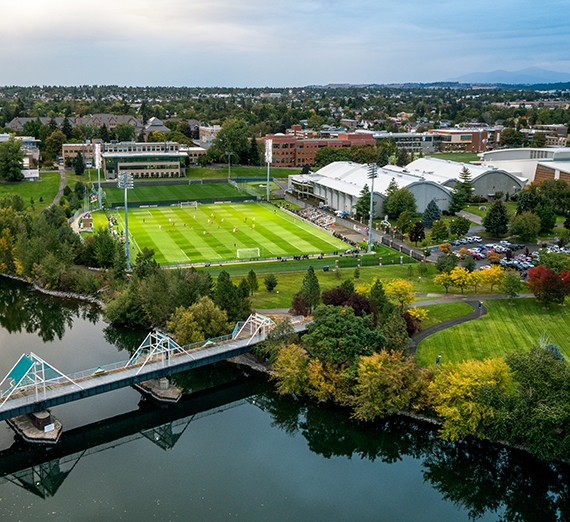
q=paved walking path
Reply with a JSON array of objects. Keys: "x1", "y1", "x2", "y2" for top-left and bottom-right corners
[
  {"x1": 457, "y1": 210, "x2": 483, "y2": 225},
  {"x1": 42, "y1": 166, "x2": 66, "y2": 214}
]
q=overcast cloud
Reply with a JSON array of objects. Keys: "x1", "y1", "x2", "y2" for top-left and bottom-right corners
[{"x1": 2, "y1": 0, "x2": 570, "y2": 86}]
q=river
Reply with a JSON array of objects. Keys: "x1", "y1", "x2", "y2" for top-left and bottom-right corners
[{"x1": 0, "y1": 278, "x2": 567, "y2": 521}]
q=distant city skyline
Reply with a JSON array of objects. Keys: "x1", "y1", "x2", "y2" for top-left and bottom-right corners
[{"x1": 2, "y1": 0, "x2": 570, "y2": 87}]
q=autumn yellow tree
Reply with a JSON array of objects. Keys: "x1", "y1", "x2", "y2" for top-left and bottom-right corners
[
  {"x1": 384, "y1": 279, "x2": 415, "y2": 312},
  {"x1": 434, "y1": 272, "x2": 454, "y2": 293},
  {"x1": 438, "y1": 242, "x2": 452, "y2": 255},
  {"x1": 449, "y1": 267, "x2": 472, "y2": 294},
  {"x1": 429, "y1": 358, "x2": 513, "y2": 441},
  {"x1": 271, "y1": 343, "x2": 308, "y2": 395},
  {"x1": 481, "y1": 265, "x2": 505, "y2": 291},
  {"x1": 351, "y1": 351, "x2": 430, "y2": 421},
  {"x1": 470, "y1": 270, "x2": 483, "y2": 292},
  {"x1": 305, "y1": 359, "x2": 353, "y2": 404},
  {"x1": 0, "y1": 228, "x2": 16, "y2": 273}
]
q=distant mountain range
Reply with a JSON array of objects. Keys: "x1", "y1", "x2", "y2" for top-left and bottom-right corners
[{"x1": 448, "y1": 67, "x2": 570, "y2": 85}]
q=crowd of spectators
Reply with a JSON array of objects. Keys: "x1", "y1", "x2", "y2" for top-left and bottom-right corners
[{"x1": 293, "y1": 208, "x2": 335, "y2": 228}]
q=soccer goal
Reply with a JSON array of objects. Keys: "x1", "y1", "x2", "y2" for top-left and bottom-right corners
[
  {"x1": 237, "y1": 248, "x2": 260, "y2": 259},
  {"x1": 180, "y1": 201, "x2": 198, "y2": 208}
]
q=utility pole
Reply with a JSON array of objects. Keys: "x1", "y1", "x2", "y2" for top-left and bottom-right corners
[
  {"x1": 117, "y1": 172, "x2": 134, "y2": 269},
  {"x1": 225, "y1": 151, "x2": 233, "y2": 182}
]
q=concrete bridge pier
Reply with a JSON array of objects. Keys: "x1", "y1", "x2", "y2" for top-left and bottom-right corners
[
  {"x1": 7, "y1": 411, "x2": 63, "y2": 444},
  {"x1": 134, "y1": 378, "x2": 183, "y2": 404}
]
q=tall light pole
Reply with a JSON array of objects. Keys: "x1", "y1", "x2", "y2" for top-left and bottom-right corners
[
  {"x1": 367, "y1": 163, "x2": 378, "y2": 253},
  {"x1": 225, "y1": 151, "x2": 233, "y2": 182},
  {"x1": 118, "y1": 172, "x2": 134, "y2": 270}
]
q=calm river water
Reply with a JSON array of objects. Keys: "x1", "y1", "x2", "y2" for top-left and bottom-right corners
[{"x1": 0, "y1": 278, "x2": 567, "y2": 521}]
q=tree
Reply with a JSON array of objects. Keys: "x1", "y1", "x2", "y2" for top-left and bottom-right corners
[
  {"x1": 429, "y1": 358, "x2": 513, "y2": 441},
  {"x1": 354, "y1": 184, "x2": 373, "y2": 220},
  {"x1": 167, "y1": 297, "x2": 230, "y2": 345},
  {"x1": 377, "y1": 145, "x2": 390, "y2": 167},
  {"x1": 481, "y1": 264, "x2": 504, "y2": 291},
  {"x1": 303, "y1": 305, "x2": 384, "y2": 368},
  {"x1": 418, "y1": 261, "x2": 428, "y2": 277},
  {"x1": 246, "y1": 269, "x2": 258, "y2": 296},
  {"x1": 384, "y1": 187, "x2": 417, "y2": 218},
  {"x1": 500, "y1": 127, "x2": 525, "y2": 147},
  {"x1": 74, "y1": 151, "x2": 85, "y2": 176},
  {"x1": 462, "y1": 254, "x2": 476, "y2": 273},
  {"x1": 290, "y1": 291, "x2": 310, "y2": 316},
  {"x1": 254, "y1": 317, "x2": 296, "y2": 363},
  {"x1": 431, "y1": 220, "x2": 449, "y2": 243},
  {"x1": 384, "y1": 279, "x2": 415, "y2": 312},
  {"x1": 449, "y1": 267, "x2": 472, "y2": 294},
  {"x1": 61, "y1": 116, "x2": 72, "y2": 139},
  {"x1": 536, "y1": 249, "x2": 570, "y2": 273},
  {"x1": 0, "y1": 136, "x2": 24, "y2": 181},
  {"x1": 449, "y1": 216, "x2": 471, "y2": 238},
  {"x1": 382, "y1": 178, "x2": 398, "y2": 216},
  {"x1": 351, "y1": 351, "x2": 426, "y2": 421},
  {"x1": 434, "y1": 271, "x2": 454, "y2": 293},
  {"x1": 435, "y1": 253, "x2": 459, "y2": 274},
  {"x1": 482, "y1": 201, "x2": 509, "y2": 236},
  {"x1": 421, "y1": 199, "x2": 442, "y2": 229},
  {"x1": 212, "y1": 118, "x2": 249, "y2": 164},
  {"x1": 300, "y1": 266, "x2": 321, "y2": 313},
  {"x1": 449, "y1": 167, "x2": 474, "y2": 213},
  {"x1": 532, "y1": 132, "x2": 546, "y2": 148},
  {"x1": 527, "y1": 265, "x2": 570, "y2": 308},
  {"x1": 368, "y1": 278, "x2": 396, "y2": 322},
  {"x1": 272, "y1": 343, "x2": 308, "y2": 396},
  {"x1": 510, "y1": 211, "x2": 541, "y2": 241},
  {"x1": 534, "y1": 203, "x2": 556, "y2": 234},
  {"x1": 45, "y1": 130, "x2": 67, "y2": 157},
  {"x1": 264, "y1": 273, "x2": 278, "y2": 292},
  {"x1": 500, "y1": 270, "x2": 525, "y2": 304},
  {"x1": 409, "y1": 221, "x2": 425, "y2": 246},
  {"x1": 380, "y1": 310, "x2": 410, "y2": 354},
  {"x1": 396, "y1": 147, "x2": 409, "y2": 167},
  {"x1": 213, "y1": 270, "x2": 250, "y2": 322},
  {"x1": 396, "y1": 210, "x2": 414, "y2": 234}
]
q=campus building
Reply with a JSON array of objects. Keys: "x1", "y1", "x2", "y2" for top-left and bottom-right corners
[
  {"x1": 478, "y1": 147, "x2": 570, "y2": 184},
  {"x1": 427, "y1": 127, "x2": 502, "y2": 152},
  {"x1": 261, "y1": 133, "x2": 376, "y2": 167},
  {"x1": 288, "y1": 157, "x2": 526, "y2": 216},
  {"x1": 101, "y1": 141, "x2": 187, "y2": 179},
  {"x1": 62, "y1": 139, "x2": 103, "y2": 166}
]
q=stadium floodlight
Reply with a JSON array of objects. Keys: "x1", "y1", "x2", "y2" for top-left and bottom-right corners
[
  {"x1": 117, "y1": 172, "x2": 134, "y2": 270},
  {"x1": 367, "y1": 163, "x2": 378, "y2": 253},
  {"x1": 225, "y1": 151, "x2": 233, "y2": 182}
]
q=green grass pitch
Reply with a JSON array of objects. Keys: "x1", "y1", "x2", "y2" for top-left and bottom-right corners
[
  {"x1": 92, "y1": 202, "x2": 348, "y2": 265},
  {"x1": 103, "y1": 183, "x2": 250, "y2": 206}
]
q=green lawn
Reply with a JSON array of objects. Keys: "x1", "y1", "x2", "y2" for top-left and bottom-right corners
[
  {"x1": 186, "y1": 167, "x2": 300, "y2": 179},
  {"x1": 416, "y1": 302, "x2": 474, "y2": 329},
  {"x1": 92, "y1": 202, "x2": 348, "y2": 265},
  {"x1": 238, "y1": 263, "x2": 437, "y2": 309},
  {"x1": 415, "y1": 298, "x2": 570, "y2": 367},
  {"x1": 103, "y1": 183, "x2": 251, "y2": 206},
  {"x1": 0, "y1": 171, "x2": 61, "y2": 216}
]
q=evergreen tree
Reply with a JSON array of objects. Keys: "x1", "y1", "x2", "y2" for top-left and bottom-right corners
[
  {"x1": 396, "y1": 147, "x2": 409, "y2": 167},
  {"x1": 62, "y1": 116, "x2": 72, "y2": 139},
  {"x1": 462, "y1": 255, "x2": 476, "y2": 272},
  {"x1": 384, "y1": 187, "x2": 417, "y2": 218},
  {"x1": 409, "y1": 221, "x2": 425, "y2": 246},
  {"x1": 482, "y1": 201, "x2": 509, "y2": 236},
  {"x1": 377, "y1": 146, "x2": 390, "y2": 167},
  {"x1": 247, "y1": 138, "x2": 260, "y2": 166},
  {"x1": 368, "y1": 279, "x2": 395, "y2": 323},
  {"x1": 74, "y1": 151, "x2": 85, "y2": 176},
  {"x1": 382, "y1": 178, "x2": 399, "y2": 216},
  {"x1": 449, "y1": 167, "x2": 474, "y2": 214},
  {"x1": 264, "y1": 273, "x2": 278, "y2": 292},
  {"x1": 354, "y1": 184, "x2": 373, "y2": 220},
  {"x1": 48, "y1": 117, "x2": 58, "y2": 131},
  {"x1": 300, "y1": 266, "x2": 321, "y2": 313},
  {"x1": 421, "y1": 199, "x2": 442, "y2": 229},
  {"x1": 238, "y1": 278, "x2": 250, "y2": 298},
  {"x1": 246, "y1": 269, "x2": 259, "y2": 296},
  {"x1": 381, "y1": 310, "x2": 409, "y2": 354},
  {"x1": 99, "y1": 123, "x2": 109, "y2": 142},
  {"x1": 214, "y1": 270, "x2": 250, "y2": 323}
]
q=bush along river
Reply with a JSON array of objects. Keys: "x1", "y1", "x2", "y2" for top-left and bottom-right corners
[{"x1": 0, "y1": 276, "x2": 568, "y2": 521}]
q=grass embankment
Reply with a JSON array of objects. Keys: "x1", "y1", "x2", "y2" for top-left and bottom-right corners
[
  {"x1": 416, "y1": 298, "x2": 570, "y2": 366},
  {"x1": 186, "y1": 167, "x2": 300, "y2": 179},
  {"x1": 428, "y1": 152, "x2": 481, "y2": 163},
  {"x1": 0, "y1": 171, "x2": 61, "y2": 217},
  {"x1": 235, "y1": 263, "x2": 437, "y2": 309}
]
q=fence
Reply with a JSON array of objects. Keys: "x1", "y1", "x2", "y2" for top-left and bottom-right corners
[
  {"x1": 109, "y1": 196, "x2": 255, "y2": 209},
  {"x1": 228, "y1": 180, "x2": 260, "y2": 200}
]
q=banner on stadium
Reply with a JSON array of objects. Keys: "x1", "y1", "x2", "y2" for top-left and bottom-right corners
[
  {"x1": 265, "y1": 139, "x2": 272, "y2": 164},
  {"x1": 94, "y1": 143, "x2": 102, "y2": 169}
]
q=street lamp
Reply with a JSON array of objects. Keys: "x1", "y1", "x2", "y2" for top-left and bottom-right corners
[
  {"x1": 225, "y1": 151, "x2": 233, "y2": 182},
  {"x1": 418, "y1": 276, "x2": 421, "y2": 293},
  {"x1": 367, "y1": 163, "x2": 378, "y2": 253},
  {"x1": 117, "y1": 172, "x2": 134, "y2": 270}
]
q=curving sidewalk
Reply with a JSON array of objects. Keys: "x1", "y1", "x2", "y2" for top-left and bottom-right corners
[{"x1": 42, "y1": 166, "x2": 66, "y2": 214}]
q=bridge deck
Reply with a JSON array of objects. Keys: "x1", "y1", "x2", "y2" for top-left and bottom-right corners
[{"x1": 0, "y1": 321, "x2": 310, "y2": 422}]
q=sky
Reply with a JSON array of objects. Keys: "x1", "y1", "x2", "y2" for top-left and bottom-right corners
[{"x1": 2, "y1": 0, "x2": 570, "y2": 87}]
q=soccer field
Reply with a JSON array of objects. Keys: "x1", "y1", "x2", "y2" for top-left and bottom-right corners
[
  {"x1": 93, "y1": 202, "x2": 348, "y2": 265},
  {"x1": 103, "y1": 183, "x2": 250, "y2": 206}
]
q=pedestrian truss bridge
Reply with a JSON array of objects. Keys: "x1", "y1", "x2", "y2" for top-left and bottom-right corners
[{"x1": 0, "y1": 313, "x2": 311, "y2": 422}]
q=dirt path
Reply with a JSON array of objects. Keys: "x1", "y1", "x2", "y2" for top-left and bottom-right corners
[{"x1": 42, "y1": 166, "x2": 66, "y2": 213}]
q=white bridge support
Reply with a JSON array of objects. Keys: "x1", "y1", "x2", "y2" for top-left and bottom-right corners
[
  {"x1": 233, "y1": 313, "x2": 276, "y2": 342},
  {"x1": 125, "y1": 331, "x2": 192, "y2": 375},
  {"x1": 0, "y1": 353, "x2": 83, "y2": 407}
]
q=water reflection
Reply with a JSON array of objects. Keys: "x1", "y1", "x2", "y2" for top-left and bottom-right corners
[{"x1": 254, "y1": 389, "x2": 570, "y2": 522}]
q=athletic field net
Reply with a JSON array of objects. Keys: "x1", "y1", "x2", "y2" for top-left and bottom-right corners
[{"x1": 237, "y1": 248, "x2": 260, "y2": 259}]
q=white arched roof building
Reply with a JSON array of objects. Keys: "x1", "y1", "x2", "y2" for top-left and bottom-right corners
[{"x1": 288, "y1": 158, "x2": 526, "y2": 217}]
